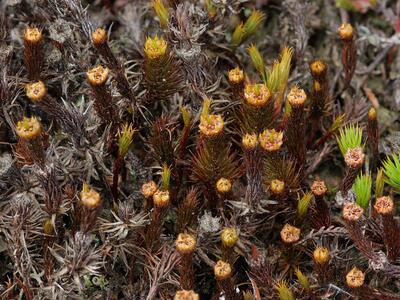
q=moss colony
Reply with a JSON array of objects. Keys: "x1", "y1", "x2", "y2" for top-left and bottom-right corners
[{"x1": 1, "y1": 0, "x2": 400, "y2": 299}]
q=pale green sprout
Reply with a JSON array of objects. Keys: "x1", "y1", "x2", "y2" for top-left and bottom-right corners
[
  {"x1": 337, "y1": 124, "x2": 363, "y2": 156},
  {"x1": 330, "y1": 114, "x2": 346, "y2": 132},
  {"x1": 161, "y1": 164, "x2": 171, "y2": 190},
  {"x1": 382, "y1": 154, "x2": 400, "y2": 193},
  {"x1": 201, "y1": 98, "x2": 211, "y2": 118},
  {"x1": 232, "y1": 10, "x2": 266, "y2": 46},
  {"x1": 297, "y1": 192, "x2": 313, "y2": 218},
  {"x1": 274, "y1": 280, "x2": 294, "y2": 300},
  {"x1": 243, "y1": 10, "x2": 266, "y2": 38},
  {"x1": 375, "y1": 168, "x2": 385, "y2": 198},
  {"x1": 180, "y1": 106, "x2": 191, "y2": 128},
  {"x1": 118, "y1": 123, "x2": 135, "y2": 158},
  {"x1": 231, "y1": 23, "x2": 245, "y2": 47},
  {"x1": 267, "y1": 47, "x2": 293, "y2": 93},
  {"x1": 267, "y1": 47, "x2": 293, "y2": 112},
  {"x1": 152, "y1": 0, "x2": 169, "y2": 28},
  {"x1": 336, "y1": 0, "x2": 377, "y2": 11},
  {"x1": 294, "y1": 267, "x2": 310, "y2": 291},
  {"x1": 248, "y1": 44, "x2": 266, "y2": 81},
  {"x1": 205, "y1": 0, "x2": 217, "y2": 18},
  {"x1": 352, "y1": 173, "x2": 372, "y2": 209}
]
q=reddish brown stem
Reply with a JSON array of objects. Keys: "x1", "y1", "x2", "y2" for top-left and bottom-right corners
[
  {"x1": 75, "y1": 203, "x2": 101, "y2": 234},
  {"x1": 307, "y1": 60, "x2": 330, "y2": 148},
  {"x1": 311, "y1": 130, "x2": 334, "y2": 150},
  {"x1": 112, "y1": 156, "x2": 122, "y2": 204},
  {"x1": 286, "y1": 105, "x2": 306, "y2": 176},
  {"x1": 145, "y1": 207, "x2": 166, "y2": 251},
  {"x1": 311, "y1": 195, "x2": 331, "y2": 229},
  {"x1": 243, "y1": 148, "x2": 264, "y2": 206},
  {"x1": 93, "y1": 42, "x2": 135, "y2": 103},
  {"x1": 14, "y1": 276, "x2": 33, "y2": 300},
  {"x1": 313, "y1": 262, "x2": 331, "y2": 285},
  {"x1": 340, "y1": 166, "x2": 360, "y2": 197},
  {"x1": 43, "y1": 236, "x2": 54, "y2": 281},
  {"x1": 353, "y1": 285, "x2": 400, "y2": 300},
  {"x1": 217, "y1": 278, "x2": 239, "y2": 300},
  {"x1": 344, "y1": 220, "x2": 377, "y2": 261},
  {"x1": 367, "y1": 108, "x2": 379, "y2": 170},
  {"x1": 176, "y1": 189, "x2": 198, "y2": 233},
  {"x1": 381, "y1": 214, "x2": 400, "y2": 263},
  {"x1": 307, "y1": 118, "x2": 320, "y2": 149},
  {"x1": 24, "y1": 37, "x2": 43, "y2": 81},
  {"x1": 342, "y1": 38, "x2": 357, "y2": 91},
  {"x1": 179, "y1": 254, "x2": 194, "y2": 290},
  {"x1": 24, "y1": 136, "x2": 46, "y2": 168},
  {"x1": 89, "y1": 83, "x2": 119, "y2": 126},
  {"x1": 178, "y1": 123, "x2": 192, "y2": 160},
  {"x1": 35, "y1": 95, "x2": 86, "y2": 141}
]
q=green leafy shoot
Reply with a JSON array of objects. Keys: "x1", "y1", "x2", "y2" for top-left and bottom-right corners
[
  {"x1": 180, "y1": 106, "x2": 191, "y2": 128},
  {"x1": 201, "y1": 98, "x2": 211, "y2": 118},
  {"x1": 118, "y1": 123, "x2": 135, "y2": 158},
  {"x1": 375, "y1": 168, "x2": 385, "y2": 198},
  {"x1": 336, "y1": 124, "x2": 363, "y2": 156},
  {"x1": 232, "y1": 10, "x2": 265, "y2": 46},
  {"x1": 284, "y1": 98, "x2": 292, "y2": 118},
  {"x1": 274, "y1": 280, "x2": 294, "y2": 300},
  {"x1": 152, "y1": 0, "x2": 169, "y2": 28},
  {"x1": 336, "y1": 0, "x2": 377, "y2": 12},
  {"x1": 335, "y1": 0, "x2": 355, "y2": 10},
  {"x1": 266, "y1": 47, "x2": 293, "y2": 112},
  {"x1": 243, "y1": 10, "x2": 266, "y2": 39},
  {"x1": 329, "y1": 114, "x2": 346, "y2": 133},
  {"x1": 266, "y1": 47, "x2": 293, "y2": 93},
  {"x1": 352, "y1": 173, "x2": 372, "y2": 209},
  {"x1": 297, "y1": 192, "x2": 313, "y2": 218},
  {"x1": 231, "y1": 23, "x2": 245, "y2": 46},
  {"x1": 294, "y1": 267, "x2": 310, "y2": 291},
  {"x1": 205, "y1": 0, "x2": 217, "y2": 18},
  {"x1": 382, "y1": 154, "x2": 400, "y2": 193},
  {"x1": 161, "y1": 164, "x2": 171, "y2": 190},
  {"x1": 248, "y1": 44, "x2": 266, "y2": 81}
]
